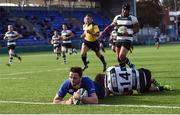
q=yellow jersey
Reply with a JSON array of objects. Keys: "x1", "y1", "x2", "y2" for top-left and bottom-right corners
[{"x1": 83, "y1": 23, "x2": 100, "y2": 42}]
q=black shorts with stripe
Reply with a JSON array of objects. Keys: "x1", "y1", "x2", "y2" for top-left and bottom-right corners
[
  {"x1": 62, "y1": 43, "x2": 72, "y2": 48},
  {"x1": 155, "y1": 38, "x2": 159, "y2": 43},
  {"x1": 115, "y1": 39, "x2": 132, "y2": 50},
  {"x1": 138, "y1": 68, "x2": 152, "y2": 93},
  {"x1": 83, "y1": 39, "x2": 100, "y2": 52},
  {"x1": 8, "y1": 44, "x2": 16, "y2": 50}
]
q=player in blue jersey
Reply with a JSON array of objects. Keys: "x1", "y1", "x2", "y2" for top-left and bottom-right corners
[{"x1": 53, "y1": 66, "x2": 105, "y2": 105}]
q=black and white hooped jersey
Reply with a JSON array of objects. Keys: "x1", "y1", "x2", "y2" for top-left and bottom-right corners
[
  {"x1": 4, "y1": 31, "x2": 19, "y2": 46},
  {"x1": 52, "y1": 35, "x2": 61, "y2": 47},
  {"x1": 113, "y1": 14, "x2": 138, "y2": 41},
  {"x1": 61, "y1": 30, "x2": 72, "y2": 43},
  {"x1": 105, "y1": 66, "x2": 140, "y2": 95}
]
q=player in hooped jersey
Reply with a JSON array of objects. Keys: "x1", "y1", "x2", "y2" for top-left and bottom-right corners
[
  {"x1": 3, "y1": 25, "x2": 22, "y2": 66},
  {"x1": 99, "y1": 3, "x2": 139, "y2": 69},
  {"x1": 94, "y1": 65, "x2": 172, "y2": 96},
  {"x1": 51, "y1": 30, "x2": 62, "y2": 60},
  {"x1": 61, "y1": 24, "x2": 77, "y2": 64}
]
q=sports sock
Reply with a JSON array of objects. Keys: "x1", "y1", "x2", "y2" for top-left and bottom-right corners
[{"x1": 81, "y1": 55, "x2": 87, "y2": 66}]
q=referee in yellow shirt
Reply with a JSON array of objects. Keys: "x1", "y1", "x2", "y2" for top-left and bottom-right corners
[{"x1": 80, "y1": 14, "x2": 107, "y2": 72}]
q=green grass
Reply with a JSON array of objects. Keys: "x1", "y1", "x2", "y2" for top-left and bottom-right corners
[{"x1": 0, "y1": 44, "x2": 180, "y2": 114}]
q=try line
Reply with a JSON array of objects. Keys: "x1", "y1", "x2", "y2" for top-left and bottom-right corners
[{"x1": 0, "y1": 100, "x2": 180, "y2": 109}]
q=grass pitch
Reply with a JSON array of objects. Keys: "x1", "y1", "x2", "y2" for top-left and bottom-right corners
[{"x1": 0, "y1": 44, "x2": 180, "y2": 114}]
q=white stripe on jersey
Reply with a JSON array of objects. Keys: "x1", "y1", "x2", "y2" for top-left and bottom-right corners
[{"x1": 116, "y1": 20, "x2": 133, "y2": 25}]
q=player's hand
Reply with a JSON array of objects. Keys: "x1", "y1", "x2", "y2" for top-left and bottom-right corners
[
  {"x1": 73, "y1": 90, "x2": 81, "y2": 100},
  {"x1": 86, "y1": 30, "x2": 91, "y2": 34},
  {"x1": 123, "y1": 32, "x2": 129, "y2": 36},
  {"x1": 80, "y1": 33, "x2": 85, "y2": 38}
]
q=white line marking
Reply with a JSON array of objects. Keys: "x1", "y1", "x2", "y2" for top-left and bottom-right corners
[
  {"x1": 0, "y1": 101, "x2": 52, "y2": 105},
  {"x1": 96, "y1": 104, "x2": 180, "y2": 109},
  {"x1": 0, "y1": 78, "x2": 27, "y2": 80},
  {"x1": 0, "y1": 100, "x2": 180, "y2": 109},
  {"x1": 0, "y1": 68, "x2": 68, "y2": 76}
]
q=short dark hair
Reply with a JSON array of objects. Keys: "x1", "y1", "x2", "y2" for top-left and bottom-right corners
[
  {"x1": 122, "y1": 3, "x2": 130, "y2": 11},
  {"x1": 94, "y1": 73, "x2": 105, "y2": 88},
  {"x1": 85, "y1": 14, "x2": 92, "y2": 17},
  {"x1": 70, "y1": 67, "x2": 83, "y2": 77}
]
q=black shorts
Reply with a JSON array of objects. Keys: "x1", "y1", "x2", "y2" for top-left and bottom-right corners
[
  {"x1": 62, "y1": 43, "x2": 72, "y2": 48},
  {"x1": 155, "y1": 38, "x2": 159, "y2": 43},
  {"x1": 138, "y1": 68, "x2": 152, "y2": 93},
  {"x1": 83, "y1": 39, "x2": 100, "y2": 52},
  {"x1": 54, "y1": 44, "x2": 61, "y2": 49},
  {"x1": 8, "y1": 44, "x2": 15, "y2": 50},
  {"x1": 115, "y1": 40, "x2": 132, "y2": 50}
]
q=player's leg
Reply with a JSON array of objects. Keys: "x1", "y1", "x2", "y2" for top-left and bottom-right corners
[
  {"x1": 7, "y1": 48, "x2": 13, "y2": 66},
  {"x1": 80, "y1": 43, "x2": 89, "y2": 71},
  {"x1": 61, "y1": 46, "x2": 67, "y2": 64},
  {"x1": 100, "y1": 42, "x2": 105, "y2": 53},
  {"x1": 95, "y1": 51, "x2": 107, "y2": 72},
  {"x1": 56, "y1": 47, "x2": 61, "y2": 60},
  {"x1": 92, "y1": 41, "x2": 106, "y2": 72},
  {"x1": 12, "y1": 46, "x2": 21, "y2": 62}
]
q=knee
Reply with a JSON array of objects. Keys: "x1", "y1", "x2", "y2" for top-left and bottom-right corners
[{"x1": 81, "y1": 53, "x2": 86, "y2": 57}]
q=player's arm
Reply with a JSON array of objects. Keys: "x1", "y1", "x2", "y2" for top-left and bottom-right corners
[
  {"x1": 133, "y1": 22, "x2": 139, "y2": 34},
  {"x1": 3, "y1": 35, "x2": 7, "y2": 40},
  {"x1": 3, "y1": 33, "x2": 8, "y2": 40},
  {"x1": 86, "y1": 25, "x2": 100, "y2": 37},
  {"x1": 73, "y1": 91, "x2": 98, "y2": 104},
  {"x1": 67, "y1": 31, "x2": 75, "y2": 39},
  {"x1": 99, "y1": 22, "x2": 116, "y2": 38},
  {"x1": 80, "y1": 32, "x2": 86, "y2": 38},
  {"x1": 132, "y1": 16, "x2": 140, "y2": 34},
  {"x1": 51, "y1": 39, "x2": 54, "y2": 44},
  {"x1": 53, "y1": 95, "x2": 73, "y2": 105}
]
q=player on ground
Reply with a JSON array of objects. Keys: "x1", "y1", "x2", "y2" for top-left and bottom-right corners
[
  {"x1": 61, "y1": 24, "x2": 77, "y2": 64},
  {"x1": 94, "y1": 65, "x2": 172, "y2": 96},
  {"x1": 3, "y1": 25, "x2": 22, "y2": 66},
  {"x1": 53, "y1": 66, "x2": 105, "y2": 105},
  {"x1": 80, "y1": 14, "x2": 107, "y2": 72},
  {"x1": 51, "y1": 30, "x2": 62, "y2": 60},
  {"x1": 99, "y1": 3, "x2": 139, "y2": 69}
]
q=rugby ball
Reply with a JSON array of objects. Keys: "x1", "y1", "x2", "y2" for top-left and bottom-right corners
[
  {"x1": 118, "y1": 26, "x2": 127, "y2": 34},
  {"x1": 73, "y1": 88, "x2": 88, "y2": 105}
]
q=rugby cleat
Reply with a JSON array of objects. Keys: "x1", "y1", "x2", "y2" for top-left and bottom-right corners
[
  {"x1": 6, "y1": 63, "x2": 11, "y2": 66},
  {"x1": 82, "y1": 65, "x2": 88, "y2": 71},
  {"x1": 163, "y1": 85, "x2": 173, "y2": 91},
  {"x1": 18, "y1": 57, "x2": 22, "y2": 62}
]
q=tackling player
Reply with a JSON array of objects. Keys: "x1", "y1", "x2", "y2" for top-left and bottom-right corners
[
  {"x1": 94, "y1": 65, "x2": 172, "y2": 96},
  {"x1": 3, "y1": 25, "x2": 22, "y2": 66}
]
